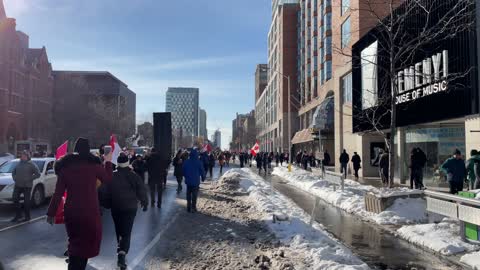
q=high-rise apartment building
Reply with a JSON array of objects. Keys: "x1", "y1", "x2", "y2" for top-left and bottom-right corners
[
  {"x1": 255, "y1": 64, "x2": 268, "y2": 103},
  {"x1": 199, "y1": 108, "x2": 208, "y2": 140},
  {"x1": 165, "y1": 87, "x2": 199, "y2": 137},
  {"x1": 256, "y1": 0, "x2": 299, "y2": 153},
  {"x1": 213, "y1": 129, "x2": 221, "y2": 149},
  {"x1": 292, "y1": 0, "x2": 397, "y2": 176}
]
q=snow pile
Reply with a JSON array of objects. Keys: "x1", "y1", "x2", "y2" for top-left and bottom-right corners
[
  {"x1": 373, "y1": 198, "x2": 428, "y2": 225},
  {"x1": 220, "y1": 169, "x2": 370, "y2": 270},
  {"x1": 461, "y1": 251, "x2": 480, "y2": 269},
  {"x1": 272, "y1": 167, "x2": 429, "y2": 225},
  {"x1": 397, "y1": 218, "x2": 480, "y2": 255}
]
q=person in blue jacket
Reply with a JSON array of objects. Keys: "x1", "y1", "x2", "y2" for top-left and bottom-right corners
[
  {"x1": 200, "y1": 151, "x2": 210, "y2": 177},
  {"x1": 441, "y1": 149, "x2": 466, "y2": 194},
  {"x1": 182, "y1": 149, "x2": 206, "y2": 213}
]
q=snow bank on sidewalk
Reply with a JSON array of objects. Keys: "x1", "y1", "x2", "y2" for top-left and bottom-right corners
[
  {"x1": 221, "y1": 169, "x2": 370, "y2": 270},
  {"x1": 461, "y1": 251, "x2": 480, "y2": 269},
  {"x1": 272, "y1": 167, "x2": 428, "y2": 225},
  {"x1": 397, "y1": 218, "x2": 479, "y2": 255}
]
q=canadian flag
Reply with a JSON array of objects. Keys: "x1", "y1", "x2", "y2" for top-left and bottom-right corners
[
  {"x1": 109, "y1": 134, "x2": 122, "y2": 165},
  {"x1": 250, "y1": 142, "x2": 260, "y2": 156},
  {"x1": 55, "y1": 141, "x2": 68, "y2": 160},
  {"x1": 203, "y1": 143, "x2": 212, "y2": 153}
]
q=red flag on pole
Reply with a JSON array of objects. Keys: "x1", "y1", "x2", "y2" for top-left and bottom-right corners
[
  {"x1": 109, "y1": 134, "x2": 122, "y2": 165},
  {"x1": 55, "y1": 140, "x2": 68, "y2": 224},
  {"x1": 250, "y1": 141, "x2": 260, "y2": 156},
  {"x1": 203, "y1": 143, "x2": 212, "y2": 153},
  {"x1": 55, "y1": 141, "x2": 68, "y2": 160}
]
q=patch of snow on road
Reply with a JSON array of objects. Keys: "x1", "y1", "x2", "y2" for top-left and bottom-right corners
[
  {"x1": 461, "y1": 251, "x2": 480, "y2": 270},
  {"x1": 8, "y1": 255, "x2": 66, "y2": 270},
  {"x1": 272, "y1": 166, "x2": 429, "y2": 225},
  {"x1": 221, "y1": 169, "x2": 370, "y2": 270},
  {"x1": 397, "y1": 218, "x2": 480, "y2": 255}
]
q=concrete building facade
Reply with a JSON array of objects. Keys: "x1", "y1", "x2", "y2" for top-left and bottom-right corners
[
  {"x1": 199, "y1": 108, "x2": 208, "y2": 140},
  {"x1": 256, "y1": 0, "x2": 299, "y2": 154},
  {"x1": 52, "y1": 71, "x2": 136, "y2": 148},
  {"x1": 0, "y1": 3, "x2": 54, "y2": 155},
  {"x1": 213, "y1": 129, "x2": 222, "y2": 149},
  {"x1": 166, "y1": 87, "x2": 199, "y2": 137},
  {"x1": 292, "y1": 0, "x2": 394, "y2": 176},
  {"x1": 255, "y1": 64, "x2": 268, "y2": 103}
]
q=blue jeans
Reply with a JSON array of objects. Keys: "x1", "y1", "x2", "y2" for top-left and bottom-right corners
[{"x1": 186, "y1": 186, "x2": 199, "y2": 211}]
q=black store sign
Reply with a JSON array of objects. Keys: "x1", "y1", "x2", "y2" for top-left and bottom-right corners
[{"x1": 352, "y1": 0, "x2": 479, "y2": 132}]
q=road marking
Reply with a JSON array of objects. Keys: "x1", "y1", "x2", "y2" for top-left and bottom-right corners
[
  {"x1": 0, "y1": 215, "x2": 46, "y2": 233},
  {"x1": 128, "y1": 211, "x2": 181, "y2": 270}
]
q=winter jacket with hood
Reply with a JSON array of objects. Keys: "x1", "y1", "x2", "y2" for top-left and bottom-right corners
[
  {"x1": 182, "y1": 150, "x2": 205, "y2": 187},
  {"x1": 12, "y1": 160, "x2": 41, "y2": 188},
  {"x1": 441, "y1": 157, "x2": 466, "y2": 184},
  {"x1": 107, "y1": 167, "x2": 148, "y2": 211}
]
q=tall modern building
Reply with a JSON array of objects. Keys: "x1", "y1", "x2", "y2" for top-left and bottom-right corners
[
  {"x1": 292, "y1": 0, "x2": 400, "y2": 177},
  {"x1": 199, "y1": 108, "x2": 208, "y2": 140},
  {"x1": 165, "y1": 87, "x2": 199, "y2": 137},
  {"x1": 213, "y1": 129, "x2": 221, "y2": 149},
  {"x1": 255, "y1": 64, "x2": 268, "y2": 103},
  {"x1": 256, "y1": 0, "x2": 299, "y2": 153}
]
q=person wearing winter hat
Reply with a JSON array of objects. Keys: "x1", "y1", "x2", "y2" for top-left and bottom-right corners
[
  {"x1": 105, "y1": 155, "x2": 148, "y2": 269},
  {"x1": 441, "y1": 149, "x2": 466, "y2": 194},
  {"x1": 11, "y1": 150, "x2": 41, "y2": 222},
  {"x1": 47, "y1": 137, "x2": 113, "y2": 270}
]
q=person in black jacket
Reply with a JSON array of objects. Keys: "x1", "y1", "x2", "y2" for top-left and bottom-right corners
[
  {"x1": 351, "y1": 152, "x2": 361, "y2": 180},
  {"x1": 106, "y1": 155, "x2": 147, "y2": 269},
  {"x1": 172, "y1": 150, "x2": 184, "y2": 193},
  {"x1": 208, "y1": 152, "x2": 215, "y2": 178},
  {"x1": 145, "y1": 148, "x2": 169, "y2": 208},
  {"x1": 256, "y1": 153, "x2": 263, "y2": 174},
  {"x1": 339, "y1": 149, "x2": 350, "y2": 178},
  {"x1": 131, "y1": 155, "x2": 146, "y2": 181}
]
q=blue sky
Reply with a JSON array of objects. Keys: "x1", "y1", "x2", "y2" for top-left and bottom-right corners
[{"x1": 5, "y1": 0, "x2": 271, "y2": 148}]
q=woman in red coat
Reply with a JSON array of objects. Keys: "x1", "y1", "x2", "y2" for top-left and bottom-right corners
[{"x1": 47, "y1": 138, "x2": 113, "y2": 270}]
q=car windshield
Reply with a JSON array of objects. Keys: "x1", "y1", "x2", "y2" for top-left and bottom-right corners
[{"x1": 0, "y1": 160, "x2": 45, "y2": 173}]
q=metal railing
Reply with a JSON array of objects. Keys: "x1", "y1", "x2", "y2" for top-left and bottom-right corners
[
  {"x1": 323, "y1": 170, "x2": 345, "y2": 191},
  {"x1": 424, "y1": 190, "x2": 480, "y2": 242}
]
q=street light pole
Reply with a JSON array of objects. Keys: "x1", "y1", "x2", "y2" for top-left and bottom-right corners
[{"x1": 287, "y1": 75, "x2": 292, "y2": 169}]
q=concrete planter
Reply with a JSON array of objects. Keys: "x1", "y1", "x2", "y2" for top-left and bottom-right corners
[{"x1": 365, "y1": 191, "x2": 423, "y2": 214}]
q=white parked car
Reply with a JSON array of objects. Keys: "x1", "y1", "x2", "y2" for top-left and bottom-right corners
[
  {"x1": 0, "y1": 153, "x2": 14, "y2": 166},
  {"x1": 0, "y1": 158, "x2": 57, "y2": 207}
]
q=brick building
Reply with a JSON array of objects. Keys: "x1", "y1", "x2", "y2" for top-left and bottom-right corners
[
  {"x1": 256, "y1": 0, "x2": 299, "y2": 153},
  {"x1": 0, "y1": 1, "x2": 54, "y2": 154}
]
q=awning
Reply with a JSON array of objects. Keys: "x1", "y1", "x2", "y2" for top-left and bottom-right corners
[
  {"x1": 310, "y1": 95, "x2": 334, "y2": 132},
  {"x1": 291, "y1": 129, "x2": 315, "y2": 145}
]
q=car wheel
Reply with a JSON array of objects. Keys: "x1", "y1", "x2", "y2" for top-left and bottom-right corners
[{"x1": 31, "y1": 185, "x2": 45, "y2": 207}]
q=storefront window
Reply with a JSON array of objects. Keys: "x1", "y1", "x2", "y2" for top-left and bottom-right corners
[{"x1": 403, "y1": 125, "x2": 465, "y2": 186}]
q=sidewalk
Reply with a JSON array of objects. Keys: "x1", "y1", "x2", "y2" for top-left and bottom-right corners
[{"x1": 271, "y1": 166, "x2": 479, "y2": 269}]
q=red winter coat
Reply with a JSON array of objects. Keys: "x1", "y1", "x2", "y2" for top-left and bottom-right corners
[{"x1": 47, "y1": 154, "x2": 113, "y2": 259}]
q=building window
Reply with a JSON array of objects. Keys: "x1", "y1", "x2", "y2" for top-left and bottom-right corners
[
  {"x1": 341, "y1": 72, "x2": 352, "y2": 104},
  {"x1": 361, "y1": 41, "x2": 378, "y2": 109},
  {"x1": 325, "y1": 13, "x2": 332, "y2": 31},
  {"x1": 325, "y1": 60, "x2": 332, "y2": 80},
  {"x1": 325, "y1": 36, "x2": 332, "y2": 55},
  {"x1": 341, "y1": 0, "x2": 350, "y2": 16},
  {"x1": 341, "y1": 17, "x2": 351, "y2": 48}
]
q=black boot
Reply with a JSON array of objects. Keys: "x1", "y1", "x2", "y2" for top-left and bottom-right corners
[
  {"x1": 117, "y1": 253, "x2": 127, "y2": 269},
  {"x1": 11, "y1": 215, "x2": 21, "y2": 223}
]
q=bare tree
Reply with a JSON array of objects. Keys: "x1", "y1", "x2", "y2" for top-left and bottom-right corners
[{"x1": 334, "y1": 0, "x2": 476, "y2": 187}]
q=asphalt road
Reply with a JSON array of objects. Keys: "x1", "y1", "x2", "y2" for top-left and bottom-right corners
[{"x1": 0, "y1": 165, "x2": 230, "y2": 270}]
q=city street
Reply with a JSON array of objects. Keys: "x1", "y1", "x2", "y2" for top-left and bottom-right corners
[{"x1": 0, "y1": 166, "x2": 228, "y2": 270}]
